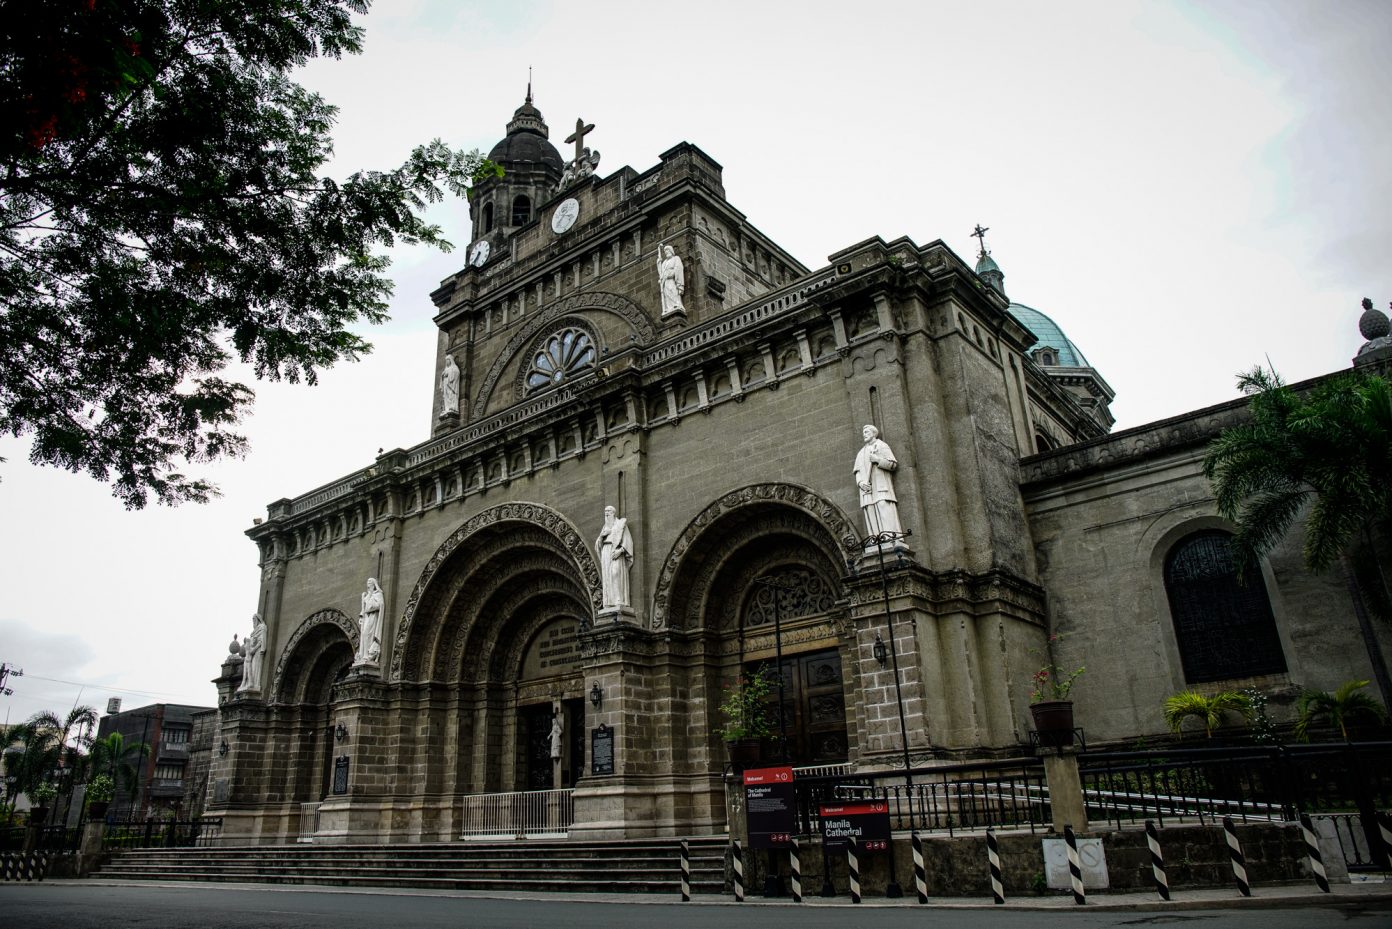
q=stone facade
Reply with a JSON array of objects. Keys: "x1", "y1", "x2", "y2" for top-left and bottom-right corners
[{"x1": 203, "y1": 96, "x2": 1390, "y2": 844}]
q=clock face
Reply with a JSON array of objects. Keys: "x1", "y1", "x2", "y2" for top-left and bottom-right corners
[
  {"x1": 551, "y1": 198, "x2": 580, "y2": 235},
  {"x1": 469, "y1": 240, "x2": 490, "y2": 267}
]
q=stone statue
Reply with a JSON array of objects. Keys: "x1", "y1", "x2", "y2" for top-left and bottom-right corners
[
  {"x1": 595, "y1": 506, "x2": 634, "y2": 610},
  {"x1": 237, "y1": 614, "x2": 265, "y2": 693},
  {"x1": 357, "y1": 577, "x2": 384, "y2": 665},
  {"x1": 549, "y1": 712, "x2": 563, "y2": 760},
  {"x1": 439, "y1": 355, "x2": 460, "y2": 416},
  {"x1": 656, "y1": 244, "x2": 685, "y2": 316},
  {"x1": 854, "y1": 424, "x2": 902, "y2": 540},
  {"x1": 559, "y1": 147, "x2": 601, "y2": 187}
]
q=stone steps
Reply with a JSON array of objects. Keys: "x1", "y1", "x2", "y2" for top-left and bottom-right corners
[{"x1": 93, "y1": 837, "x2": 731, "y2": 895}]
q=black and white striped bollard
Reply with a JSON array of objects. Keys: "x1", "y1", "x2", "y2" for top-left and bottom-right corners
[
  {"x1": 912, "y1": 831, "x2": 928, "y2": 903},
  {"x1": 1299, "y1": 813, "x2": 1330, "y2": 893},
  {"x1": 680, "y1": 840, "x2": 691, "y2": 902},
  {"x1": 847, "y1": 837, "x2": 861, "y2": 904},
  {"x1": 732, "y1": 839, "x2": 745, "y2": 902},
  {"x1": 986, "y1": 827, "x2": 1004, "y2": 905},
  {"x1": 1064, "y1": 824, "x2": 1086, "y2": 905},
  {"x1": 1145, "y1": 820, "x2": 1170, "y2": 901},
  {"x1": 790, "y1": 837, "x2": 803, "y2": 903},
  {"x1": 1222, "y1": 816, "x2": 1251, "y2": 897}
]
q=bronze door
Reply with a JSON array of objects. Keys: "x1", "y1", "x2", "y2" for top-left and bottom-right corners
[{"x1": 757, "y1": 648, "x2": 848, "y2": 766}]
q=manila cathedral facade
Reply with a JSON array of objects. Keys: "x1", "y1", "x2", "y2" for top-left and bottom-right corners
[{"x1": 206, "y1": 93, "x2": 1391, "y2": 844}]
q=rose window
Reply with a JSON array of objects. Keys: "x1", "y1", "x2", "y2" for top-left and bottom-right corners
[{"x1": 526, "y1": 328, "x2": 596, "y2": 392}]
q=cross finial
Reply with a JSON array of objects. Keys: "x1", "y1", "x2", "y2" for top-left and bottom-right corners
[
  {"x1": 971, "y1": 224, "x2": 990, "y2": 257},
  {"x1": 526, "y1": 66, "x2": 533, "y2": 105},
  {"x1": 565, "y1": 118, "x2": 595, "y2": 164}
]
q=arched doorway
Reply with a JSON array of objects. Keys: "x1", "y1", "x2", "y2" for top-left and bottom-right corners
[{"x1": 660, "y1": 487, "x2": 860, "y2": 774}]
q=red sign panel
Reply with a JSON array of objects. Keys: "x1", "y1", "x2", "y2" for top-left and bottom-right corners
[
  {"x1": 744, "y1": 767, "x2": 796, "y2": 849},
  {"x1": 819, "y1": 800, "x2": 891, "y2": 851}
]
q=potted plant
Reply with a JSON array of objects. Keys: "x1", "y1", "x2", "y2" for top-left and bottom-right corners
[
  {"x1": 1163, "y1": 690, "x2": 1253, "y2": 740},
  {"x1": 85, "y1": 773, "x2": 115, "y2": 819},
  {"x1": 1029, "y1": 635, "x2": 1085, "y2": 747},
  {"x1": 716, "y1": 668, "x2": 775, "y2": 771},
  {"x1": 28, "y1": 781, "x2": 57, "y2": 825}
]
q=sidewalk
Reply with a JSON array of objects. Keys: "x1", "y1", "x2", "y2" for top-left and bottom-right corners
[{"x1": 56, "y1": 876, "x2": 1392, "y2": 911}]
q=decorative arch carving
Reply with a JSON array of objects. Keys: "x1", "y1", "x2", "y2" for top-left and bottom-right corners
[
  {"x1": 470, "y1": 292, "x2": 656, "y2": 420},
  {"x1": 651, "y1": 483, "x2": 860, "y2": 630},
  {"x1": 390, "y1": 501, "x2": 601, "y2": 681},
  {"x1": 272, "y1": 608, "x2": 357, "y2": 703}
]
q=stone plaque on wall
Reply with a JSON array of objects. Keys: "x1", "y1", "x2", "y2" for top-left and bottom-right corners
[
  {"x1": 520, "y1": 617, "x2": 582, "y2": 681},
  {"x1": 213, "y1": 778, "x2": 229, "y2": 804}
]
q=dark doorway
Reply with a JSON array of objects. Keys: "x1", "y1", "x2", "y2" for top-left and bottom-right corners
[
  {"x1": 520, "y1": 703, "x2": 555, "y2": 790},
  {"x1": 754, "y1": 648, "x2": 849, "y2": 766},
  {"x1": 563, "y1": 699, "x2": 585, "y2": 787}
]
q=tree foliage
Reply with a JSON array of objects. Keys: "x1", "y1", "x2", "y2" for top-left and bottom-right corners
[
  {"x1": 1, "y1": 706, "x2": 97, "y2": 808},
  {"x1": 89, "y1": 730, "x2": 150, "y2": 796},
  {"x1": 1294, "y1": 680, "x2": 1387, "y2": 741},
  {"x1": 1162, "y1": 689, "x2": 1252, "y2": 739},
  {"x1": 0, "y1": 0, "x2": 489, "y2": 507},
  {"x1": 1203, "y1": 368, "x2": 1391, "y2": 574}
]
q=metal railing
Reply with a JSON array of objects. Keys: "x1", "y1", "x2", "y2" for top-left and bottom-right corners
[
  {"x1": 793, "y1": 757, "x2": 1050, "y2": 837},
  {"x1": 459, "y1": 788, "x2": 574, "y2": 840},
  {"x1": 1078, "y1": 742, "x2": 1392, "y2": 829},
  {"x1": 101, "y1": 816, "x2": 221, "y2": 850}
]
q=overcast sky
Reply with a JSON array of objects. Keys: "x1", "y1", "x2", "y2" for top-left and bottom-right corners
[{"x1": 1, "y1": 0, "x2": 1388, "y2": 727}]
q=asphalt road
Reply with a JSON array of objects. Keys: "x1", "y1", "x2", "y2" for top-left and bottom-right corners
[{"x1": 1, "y1": 884, "x2": 1390, "y2": 929}]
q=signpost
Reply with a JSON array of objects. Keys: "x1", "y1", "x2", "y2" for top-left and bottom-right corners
[
  {"x1": 743, "y1": 766, "x2": 796, "y2": 849},
  {"x1": 819, "y1": 800, "x2": 891, "y2": 852}
]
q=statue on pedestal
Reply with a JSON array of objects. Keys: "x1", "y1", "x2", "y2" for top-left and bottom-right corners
[
  {"x1": 550, "y1": 712, "x2": 563, "y2": 761},
  {"x1": 656, "y1": 244, "x2": 685, "y2": 316},
  {"x1": 237, "y1": 614, "x2": 265, "y2": 693},
  {"x1": 439, "y1": 355, "x2": 460, "y2": 416},
  {"x1": 854, "y1": 424, "x2": 902, "y2": 540},
  {"x1": 357, "y1": 578, "x2": 384, "y2": 666},
  {"x1": 595, "y1": 506, "x2": 634, "y2": 610}
]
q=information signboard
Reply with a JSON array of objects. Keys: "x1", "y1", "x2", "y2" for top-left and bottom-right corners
[
  {"x1": 819, "y1": 800, "x2": 891, "y2": 852},
  {"x1": 743, "y1": 766, "x2": 796, "y2": 849}
]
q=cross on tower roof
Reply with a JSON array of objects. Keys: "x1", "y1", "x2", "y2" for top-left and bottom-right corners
[
  {"x1": 565, "y1": 118, "x2": 595, "y2": 163},
  {"x1": 971, "y1": 223, "x2": 990, "y2": 257}
]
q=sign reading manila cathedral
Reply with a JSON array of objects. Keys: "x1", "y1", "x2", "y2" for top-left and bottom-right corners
[{"x1": 203, "y1": 89, "x2": 1385, "y2": 845}]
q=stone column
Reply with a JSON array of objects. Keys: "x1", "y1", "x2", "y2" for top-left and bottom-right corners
[
  {"x1": 1040, "y1": 747, "x2": 1087, "y2": 834},
  {"x1": 312, "y1": 675, "x2": 392, "y2": 844}
]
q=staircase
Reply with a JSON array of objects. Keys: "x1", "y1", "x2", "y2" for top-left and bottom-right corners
[{"x1": 92, "y1": 837, "x2": 729, "y2": 895}]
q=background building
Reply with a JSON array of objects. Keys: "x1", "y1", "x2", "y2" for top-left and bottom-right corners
[{"x1": 97, "y1": 703, "x2": 212, "y2": 817}]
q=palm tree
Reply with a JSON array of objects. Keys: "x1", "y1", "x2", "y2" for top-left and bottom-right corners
[
  {"x1": 1163, "y1": 690, "x2": 1253, "y2": 739},
  {"x1": 1204, "y1": 367, "x2": 1392, "y2": 707},
  {"x1": 89, "y1": 732, "x2": 150, "y2": 800},
  {"x1": 1295, "y1": 680, "x2": 1388, "y2": 740}
]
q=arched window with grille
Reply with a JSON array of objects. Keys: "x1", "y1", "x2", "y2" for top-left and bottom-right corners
[
  {"x1": 526, "y1": 327, "x2": 596, "y2": 393},
  {"x1": 1163, "y1": 529, "x2": 1286, "y2": 683},
  {"x1": 511, "y1": 194, "x2": 532, "y2": 227}
]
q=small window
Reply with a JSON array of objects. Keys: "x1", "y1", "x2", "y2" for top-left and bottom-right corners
[
  {"x1": 1164, "y1": 530, "x2": 1286, "y2": 683},
  {"x1": 526, "y1": 328, "x2": 596, "y2": 392},
  {"x1": 154, "y1": 764, "x2": 184, "y2": 780},
  {"x1": 511, "y1": 194, "x2": 532, "y2": 226},
  {"x1": 482, "y1": 202, "x2": 494, "y2": 233},
  {"x1": 163, "y1": 727, "x2": 189, "y2": 744}
]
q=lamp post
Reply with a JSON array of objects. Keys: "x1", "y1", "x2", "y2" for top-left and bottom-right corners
[{"x1": 853, "y1": 528, "x2": 916, "y2": 899}]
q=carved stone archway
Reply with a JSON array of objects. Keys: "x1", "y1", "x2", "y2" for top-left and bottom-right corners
[
  {"x1": 651, "y1": 483, "x2": 860, "y2": 630},
  {"x1": 272, "y1": 608, "x2": 358, "y2": 704},
  {"x1": 390, "y1": 502, "x2": 601, "y2": 681}
]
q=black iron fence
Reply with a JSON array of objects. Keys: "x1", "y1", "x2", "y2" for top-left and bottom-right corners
[
  {"x1": 793, "y1": 756, "x2": 1050, "y2": 837},
  {"x1": 1077, "y1": 742, "x2": 1392, "y2": 828},
  {"x1": 101, "y1": 816, "x2": 221, "y2": 850}
]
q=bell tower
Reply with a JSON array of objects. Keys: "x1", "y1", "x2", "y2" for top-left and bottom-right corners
[{"x1": 469, "y1": 84, "x2": 564, "y2": 252}]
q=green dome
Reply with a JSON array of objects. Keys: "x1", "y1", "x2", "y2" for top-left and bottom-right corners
[{"x1": 1008, "y1": 302, "x2": 1091, "y2": 367}]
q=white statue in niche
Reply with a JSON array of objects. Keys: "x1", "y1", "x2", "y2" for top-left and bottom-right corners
[
  {"x1": 439, "y1": 354, "x2": 460, "y2": 416},
  {"x1": 357, "y1": 577, "x2": 384, "y2": 665},
  {"x1": 550, "y1": 712, "x2": 563, "y2": 760},
  {"x1": 595, "y1": 506, "x2": 634, "y2": 610},
  {"x1": 656, "y1": 244, "x2": 685, "y2": 316},
  {"x1": 854, "y1": 424, "x2": 903, "y2": 540},
  {"x1": 237, "y1": 614, "x2": 266, "y2": 693}
]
